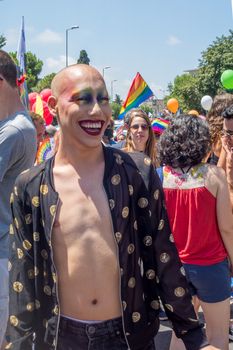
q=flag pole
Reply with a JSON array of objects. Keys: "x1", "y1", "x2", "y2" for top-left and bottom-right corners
[{"x1": 17, "y1": 16, "x2": 29, "y2": 109}]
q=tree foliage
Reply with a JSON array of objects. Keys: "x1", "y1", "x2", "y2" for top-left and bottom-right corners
[
  {"x1": 110, "y1": 102, "x2": 121, "y2": 120},
  {"x1": 34, "y1": 73, "x2": 56, "y2": 92},
  {"x1": 10, "y1": 51, "x2": 43, "y2": 92},
  {"x1": 165, "y1": 74, "x2": 201, "y2": 112},
  {"x1": 0, "y1": 35, "x2": 6, "y2": 48},
  {"x1": 140, "y1": 103, "x2": 154, "y2": 115},
  {"x1": 167, "y1": 30, "x2": 233, "y2": 112},
  {"x1": 197, "y1": 30, "x2": 233, "y2": 96},
  {"x1": 113, "y1": 94, "x2": 122, "y2": 105},
  {"x1": 77, "y1": 50, "x2": 90, "y2": 65}
]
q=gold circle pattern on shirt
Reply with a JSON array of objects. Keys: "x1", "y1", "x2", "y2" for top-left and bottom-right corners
[
  {"x1": 109, "y1": 199, "x2": 115, "y2": 210},
  {"x1": 128, "y1": 277, "x2": 136, "y2": 288},
  {"x1": 143, "y1": 235, "x2": 152, "y2": 246},
  {"x1": 111, "y1": 174, "x2": 121, "y2": 185},
  {"x1": 127, "y1": 244, "x2": 135, "y2": 254},
  {"x1": 10, "y1": 315, "x2": 19, "y2": 327},
  {"x1": 122, "y1": 206, "x2": 129, "y2": 218},
  {"x1": 40, "y1": 185, "x2": 49, "y2": 195},
  {"x1": 13, "y1": 281, "x2": 23, "y2": 293},
  {"x1": 138, "y1": 197, "x2": 148, "y2": 208},
  {"x1": 154, "y1": 189, "x2": 159, "y2": 200},
  {"x1": 132, "y1": 312, "x2": 141, "y2": 322},
  {"x1": 32, "y1": 196, "x2": 40, "y2": 207},
  {"x1": 174, "y1": 287, "x2": 185, "y2": 297},
  {"x1": 25, "y1": 214, "x2": 32, "y2": 225}
]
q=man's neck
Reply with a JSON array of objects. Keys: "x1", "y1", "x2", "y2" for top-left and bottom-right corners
[
  {"x1": 0, "y1": 92, "x2": 25, "y2": 121},
  {"x1": 55, "y1": 141, "x2": 105, "y2": 170}
]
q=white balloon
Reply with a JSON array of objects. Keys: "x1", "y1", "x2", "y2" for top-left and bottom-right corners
[{"x1": 201, "y1": 95, "x2": 213, "y2": 111}]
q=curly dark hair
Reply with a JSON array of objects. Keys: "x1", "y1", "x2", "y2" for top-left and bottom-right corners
[
  {"x1": 158, "y1": 114, "x2": 211, "y2": 168},
  {"x1": 222, "y1": 104, "x2": 233, "y2": 120},
  {"x1": 206, "y1": 93, "x2": 233, "y2": 145}
]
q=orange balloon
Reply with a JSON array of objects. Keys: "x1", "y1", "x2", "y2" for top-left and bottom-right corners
[{"x1": 167, "y1": 98, "x2": 179, "y2": 113}]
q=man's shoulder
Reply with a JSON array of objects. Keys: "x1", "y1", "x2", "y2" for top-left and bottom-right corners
[
  {"x1": 1, "y1": 112, "x2": 34, "y2": 134},
  {"x1": 15, "y1": 161, "x2": 47, "y2": 192}
]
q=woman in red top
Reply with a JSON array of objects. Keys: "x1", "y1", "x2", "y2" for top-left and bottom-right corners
[{"x1": 157, "y1": 115, "x2": 233, "y2": 350}]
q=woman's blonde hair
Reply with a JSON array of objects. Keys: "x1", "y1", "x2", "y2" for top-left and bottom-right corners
[{"x1": 124, "y1": 108, "x2": 156, "y2": 166}]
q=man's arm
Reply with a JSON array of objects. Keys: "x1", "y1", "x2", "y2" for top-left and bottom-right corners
[
  {"x1": 0, "y1": 125, "x2": 25, "y2": 182},
  {"x1": 148, "y1": 167, "x2": 209, "y2": 350},
  {"x1": 5, "y1": 176, "x2": 36, "y2": 350}
]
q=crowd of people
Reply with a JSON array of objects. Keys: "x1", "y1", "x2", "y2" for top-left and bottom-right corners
[{"x1": 0, "y1": 48, "x2": 233, "y2": 350}]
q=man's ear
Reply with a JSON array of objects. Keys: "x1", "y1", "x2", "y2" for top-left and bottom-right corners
[{"x1": 47, "y1": 95, "x2": 57, "y2": 117}]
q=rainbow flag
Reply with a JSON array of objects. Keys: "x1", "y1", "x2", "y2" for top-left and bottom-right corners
[
  {"x1": 118, "y1": 72, "x2": 153, "y2": 119},
  {"x1": 17, "y1": 16, "x2": 28, "y2": 109},
  {"x1": 151, "y1": 118, "x2": 170, "y2": 135}
]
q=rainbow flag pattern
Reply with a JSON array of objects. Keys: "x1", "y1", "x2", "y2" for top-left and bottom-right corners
[
  {"x1": 151, "y1": 118, "x2": 170, "y2": 135},
  {"x1": 118, "y1": 72, "x2": 153, "y2": 119},
  {"x1": 36, "y1": 137, "x2": 54, "y2": 164}
]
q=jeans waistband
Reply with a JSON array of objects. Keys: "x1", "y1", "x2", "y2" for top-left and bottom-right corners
[{"x1": 59, "y1": 315, "x2": 124, "y2": 339}]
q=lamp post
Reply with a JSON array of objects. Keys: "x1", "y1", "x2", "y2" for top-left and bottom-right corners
[
  {"x1": 102, "y1": 66, "x2": 111, "y2": 78},
  {"x1": 111, "y1": 80, "x2": 117, "y2": 101},
  {"x1": 66, "y1": 25, "x2": 79, "y2": 67}
]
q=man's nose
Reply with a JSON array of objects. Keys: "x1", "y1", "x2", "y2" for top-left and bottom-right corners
[{"x1": 90, "y1": 101, "x2": 103, "y2": 115}]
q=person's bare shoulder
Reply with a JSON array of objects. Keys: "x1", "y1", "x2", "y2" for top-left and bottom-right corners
[{"x1": 205, "y1": 164, "x2": 226, "y2": 196}]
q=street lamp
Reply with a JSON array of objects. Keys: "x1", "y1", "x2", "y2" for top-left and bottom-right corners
[
  {"x1": 66, "y1": 25, "x2": 79, "y2": 67},
  {"x1": 111, "y1": 80, "x2": 117, "y2": 101},
  {"x1": 102, "y1": 66, "x2": 111, "y2": 78}
]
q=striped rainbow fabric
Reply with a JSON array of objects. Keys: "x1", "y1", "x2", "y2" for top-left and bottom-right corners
[
  {"x1": 151, "y1": 117, "x2": 170, "y2": 135},
  {"x1": 118, "y1": 72, "x2": 153, "y2": 119}
]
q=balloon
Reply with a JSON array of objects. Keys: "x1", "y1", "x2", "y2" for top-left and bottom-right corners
[
  {"x1": 28, "y1": 92, "x2": 39, "y2": 111},
  {"x1": 167, "y1": 98, "x2": 179, "y2": 113},
  {"x1": 220, "y1": 70, "x2": 233, "y2": 90},
  {"x1": 201, "y1": 95, "x2": 213, "y2": 111},
  {"x1": 32, "y1": 100, "x2": 53, "y2": 126},
  {"x1": 188, "y1": 110, "x2": 199, "y2": 117},
  {"x1": 40, "y1": 88, "x2": 52, "y2": 103}
]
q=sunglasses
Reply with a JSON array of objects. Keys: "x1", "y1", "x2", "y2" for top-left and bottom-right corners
[
  {"x1": 130, "y1": 123, "x2": 150, "y2": 130},
  {"x1": 221, "y1": 129, "x2": 233, "y2": 137}
]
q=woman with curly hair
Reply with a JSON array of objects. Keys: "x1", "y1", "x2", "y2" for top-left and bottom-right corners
[
  {"x1": 206, "y1": 93, "x2": 233, "y2": 165},
  {"x1": 122, "y1": 108, "x2": 157, "y2": 166},
  {"x1": 157, "y1": 115, "x2": 233, "y2": 350}
]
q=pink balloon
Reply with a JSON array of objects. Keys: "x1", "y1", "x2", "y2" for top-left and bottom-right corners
[
  {"x1": 32, "y1": 100, "x2": 53, "y2": 126},
  {"x1": 40, "y1": 88, "x2": 52, "y2": 103},
  {"x1": 28, "y1": 92, "x2": 39, "y2": 111}
]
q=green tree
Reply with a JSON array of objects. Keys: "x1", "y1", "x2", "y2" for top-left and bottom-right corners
[
  {"x1": 197, "y1": 30, "x2": 233, "y2": 96},
  {"x1": 114, "y1": 94, "x2": 122, "y2": 105},
  {"x1": 111, "y1": 102, "x2": 121, "y2": 119},
  {"x1": 77, "y1": 50, "x2": 90, "y2": 65},
  {"x1": 10, "y1": 51, "x2": 43, "y2": 92},
  {"x1": 0, "y1": 34, "x2": 6, "y2": 48},
  {"x1": 34, "y1": 73, "x2": 56, "y2": 92},
  {"x1": 166, "y1": 74, "x2": 201, "y2": 112},
  {"x1": 140, "y1": 103, "x2": 154, "y2": 115}
]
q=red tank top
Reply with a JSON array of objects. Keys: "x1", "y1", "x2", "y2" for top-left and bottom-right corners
[{"x1": 163, "y1": 164, "x2": 227, "y2": 265}]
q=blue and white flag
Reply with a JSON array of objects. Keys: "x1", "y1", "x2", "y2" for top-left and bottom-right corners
[{"x1": 17, "y1": 16, "x2": 28, "y2": 109}]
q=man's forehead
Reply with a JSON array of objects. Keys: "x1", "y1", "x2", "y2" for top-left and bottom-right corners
[{"x1": 54, "y1": 66, "x2": 105, "y2": 94}]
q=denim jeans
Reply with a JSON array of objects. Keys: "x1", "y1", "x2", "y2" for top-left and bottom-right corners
[{"x1": 57, "y1": 315, "x2": 156, "y2": 350}]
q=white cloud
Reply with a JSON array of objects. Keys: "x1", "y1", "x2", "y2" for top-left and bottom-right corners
[
  {"x1": 4, "y1": 28, "x2": 18, "y2": 47},
  {"x1": 40, "y1": 55, "x2": 76, "y2": 76},
  {"x1": 167, "y1": 35, "x2": 182, "y2": 46},
  {"x1": 36, "y1": 30, "x2": 63, "y2": 44}
]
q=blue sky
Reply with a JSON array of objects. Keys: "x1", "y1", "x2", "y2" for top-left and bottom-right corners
[{"x1": 1, "y1": 0, "x2": 232, "y2": 100}]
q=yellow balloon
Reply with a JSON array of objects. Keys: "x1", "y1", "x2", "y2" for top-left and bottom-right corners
[{"x1": 188, "y1": 110, "x2": 199, "y2": 117}]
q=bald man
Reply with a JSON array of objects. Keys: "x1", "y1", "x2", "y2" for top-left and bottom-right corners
[{"x1": 7, "y1": 64, "x2": 217, "y2": 350}]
